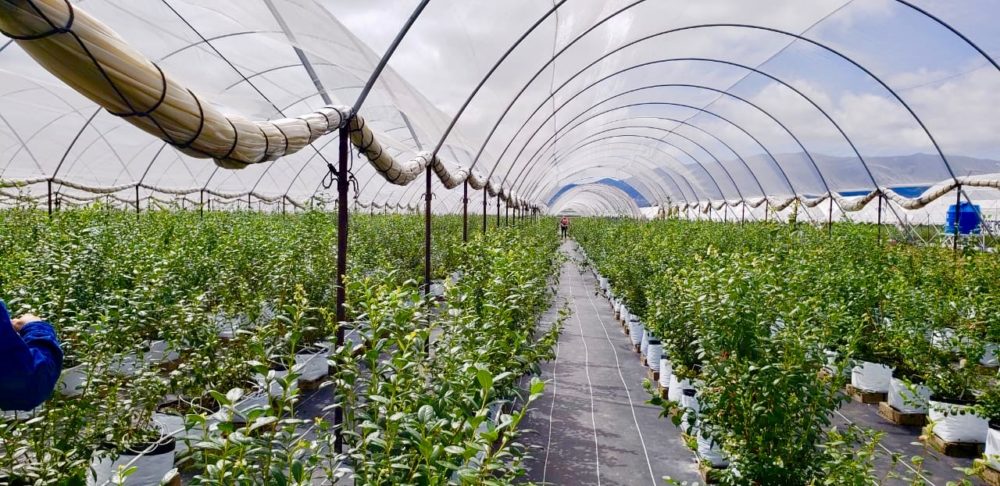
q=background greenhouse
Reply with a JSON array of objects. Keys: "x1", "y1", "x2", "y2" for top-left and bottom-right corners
[{"x1": 0, "y1": 0, "x2": 998, "y2": 484}]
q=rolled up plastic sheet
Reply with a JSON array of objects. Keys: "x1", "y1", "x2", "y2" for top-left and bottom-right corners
[
  {"x1": 928, "y1": 400, "x2": 988, "y2": 443},
  {"x1": 0, "y1": 0, "x2": 527, "y2": 206},
  {"x1": 647, "y1": 341, "x2": 662, "y2": 372},
  {"x1": 887, "y1": 378, "x2": 931, "y2": 414},
  {"x1": 628, "y1": 318, "x2": 643, "y2": 347},
  {"x1": 851, "y1": 361, "x2": 893, "y2": 393}
]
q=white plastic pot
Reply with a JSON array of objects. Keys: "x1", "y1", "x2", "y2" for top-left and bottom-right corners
[
  {"x1": 659, "y1": 358, "x2": 672, "y2": 388},
  {"x1": 697, "y1": 432, "x2": 729, "y2": 468},
  {"x1": 628, "y1": 319, "x2": 644, "y2": 347},
  {"x1": 620, "y1": 305, "x2": 630, "y2": 323},
  {"x1": 928, "y1": 398, "x2": 988, "y2": 443},
  {"x1": 667, "y1": 374, "x2": 690, "y2": 403},
  {"x1": 295, "y1": 345, "x2": 330, "y2": 382},
  {"x1": 851, "y1": 361, "x2": 893, "y2": 393},
  {"x1": 599, "y1": 277, "x2": 608, "y2": 292},
  {"x1": 680, "y1": 388, "x2": 700, "y2": 430},
  {"x1": 647, "y1": 341, "x2": 663, "y2": 372},
  {"x1": 985, "y1": 422, "x2": 1000, "y2": 470},
  {"x1": 59, "y1": 364, "x2": 88, "y2": 397},
  {"x1": 88, "y1": 435, "x2": 176, "y2": 486},
  {"x1": 152, "y1": 412, "x2": 211, "y2": 458},
  {"x1": 640, "y1": 330, "x2": 650, "y2": 356},
  {"x1": 887, "y1": 377, "x2": 931, "y2": 414}
]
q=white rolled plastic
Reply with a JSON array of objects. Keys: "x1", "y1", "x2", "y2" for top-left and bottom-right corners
[
  {"x1": 628, "y1": 319, "x2": 644, "y2": 347},
  {"x1": 88, "y1": 437, "x2": 175, "y2": 486},
  {"x1": 647, "y1": 342, "x2": 663, "y2": 371},
  {"x1": 982, "y1": 343, "x2": 998, "y2": 367},
  {"x1": 928, "y1": 400, "x2": 988, "y2": 443},
  {"x1": 851, "y1": 361, "x2": 893, "y2": 393},
  {"x1": 667, "y1": 374, "x2": 690, "y2": 403},
  {"x1": 697, "y1": 433, "x2": 729, "y2": 468},
  {"x1": 986, "y1": 424, "x2": 1000, "y2": 470},
  {"x1": 659, "y1": 358, "x2": 672, "y2": 387},
  {"x1": 887, "y1": 378, "x2": 931, "y2": 414},
  {"x1": 640, "y1": 330, "x2": 650, "y2": 356}
]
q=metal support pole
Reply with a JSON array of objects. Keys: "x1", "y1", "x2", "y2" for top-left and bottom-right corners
[
  {"x1": 741, "y1": 201, "x2": 745, "y2": 225},
  {"x1": 200, "y1": 190, "x2": 205, "y2": 218},
  {"x1": 482, "y1": 188, "x2": 487, "y2": 234},
  {"x1": 462, "y1": 180, "x2": 468, "y2": 242},
  {"x1": 47, "y1": 180, "x2": 53, "y2": 217},
  {"x1": 496, "y1": 195, "x2": 500, "y2": 228},
  {"x1": 953, "y1": 184, "x2": 962, "y2": 253},
  {"x1": 135, "y1": 185, "x2": 140, "y2": 217},
  {"x1": 281, "y1": 196, "x2": 286, "y2": 215},
  {"x1": 764, "y1": 201, "x2": 769, "y2": 223},
  {"x1": 828, "y1": 193, "x2": 834, "y2": 235},
  {"x1": 334, "y1": 123, "x2": 349, "y2": 453},
  {"x1": 247, "y1": 193, "x2": 251, "y2": 211},
  {"x1": 877, "y1": 191, "x2": 883, "y2": 245},
  {"x1": 424, "y1": 166, "x2": 432, "y2": 295}
]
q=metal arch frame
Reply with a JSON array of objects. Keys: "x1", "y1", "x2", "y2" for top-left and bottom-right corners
[
  {"x1": 528, "y1": 149, "x2": 701, "y2": 205},
  {"x1": 524, "y1": 123, "x2": 749, "y2": 204},
  {"x1": 508, "y1": 82, "x2": 835, "y2": 203},
  {"x1": 511, "y1": 101, "x2": 800, "y2": 205},
  {"x1": 502, "y1": 57, "x2": 881, "y2": 194},
  {"x1": 523, "y1": 133, "x2": 727, "y2": 203},
  {"x1": 481, "y1": 23, "x2": 966, "y2": 200},
  {"x1": 529, "y1": 155, "x2": 682, "y2": 207},
  {"x1": 548, "y1": 184, "x2": 643, "y2": 218}
]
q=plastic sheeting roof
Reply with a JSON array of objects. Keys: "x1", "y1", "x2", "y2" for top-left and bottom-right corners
[{"x1": 1, "y1": 0, "x2": 999, "y2": 216}]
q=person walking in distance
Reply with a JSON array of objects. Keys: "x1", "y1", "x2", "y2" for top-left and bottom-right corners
[{"x1": 559, "y1": 215, "x2": 570, "y2": 240}]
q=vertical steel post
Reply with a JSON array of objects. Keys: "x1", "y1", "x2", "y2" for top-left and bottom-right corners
[
  {"x1": 334, "y1": 123, "x2": 349, "y2": 453},
  {"x1": 200, "y1": 190, "x2": 205, "y2": 218},
  {"x1": 482, "y1": 188, "x2": 488, "y2": 234},
  {"x1": 247, "y1": 193, "x2": 251, "y2": 211},
  {"x1": 496, "y1": 195, "x2": 500, "y2": 227},
  {"x1": 764, "y1": 201, "x2": 769, "y2": 223},
  {"x1": 424, "y1": 164, "x2": 432, "y2": 295},
  {"x1": 47, "y1": 180, "x2": 53, "y2": 217},
  {"x1": 135, "y1": 185, "x2": 140, "y2": 217},
  {"x1": 877, "y1": 191, "x2": 883, "y2": 245},
  {"x1": 828, "y1": 193, "x2": 834, "y2": 235},
  {"x1": 953, "y1": 184, "x2": 962, "y2": 253},
  {"x1": 741, "y1": 201, "x2": 745, "y2": 225},
  {"x1": 462, "y1": 180, "x2": 468, "y2": 242}
]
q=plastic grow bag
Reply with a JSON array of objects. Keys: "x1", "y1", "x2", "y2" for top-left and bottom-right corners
[
  {"x1": 628, "y1": 319, "x2": 643, "y2": 347},
  {"x1": 647, "y1": 341, "x2": 662, "y2": 372},
  {"x1": 986, "y1": 423, "x2": 1000, "y2": 470},
  {"x1": 640, "y1": 330, "x2": 650, "y2": 356},
  {"x1": 697, "y1": 432, "x2": 729, "y2": 468},
  {"x1": 667, "y1": 374, "x2": 689, "y2": 403},
  {"x1": 887, "y1": 377, "x2": 931, "y2": 414},
  {"x1": 851, "y1": 361, "x2": 893, "y2": 393},
  {"x1": 659, "y1": 358, "x2": 671, "y2": 388},
  {"x1": 928, "y1": 399, "x2": 988, "y2": 443},
  {"x1": 88, "y1": 435, "x2": 175, "y2": 486}
]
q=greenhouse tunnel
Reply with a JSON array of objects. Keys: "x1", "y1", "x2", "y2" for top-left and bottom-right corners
[{"x1": 2, "y1": 0, "x2": 1000, "y2": 484}]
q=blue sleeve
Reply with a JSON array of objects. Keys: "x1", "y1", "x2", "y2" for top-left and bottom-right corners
[{"x1": 0, "y1": 302, "x2": 63, "y2": 411}]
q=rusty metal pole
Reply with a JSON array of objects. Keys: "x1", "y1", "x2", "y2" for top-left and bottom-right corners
[
  {"x1": 334, "y1": 123, "x2": 349, "y2": 453},
  {"x1": 462, "y1": 180, "x2": 468, "y2": 242}
]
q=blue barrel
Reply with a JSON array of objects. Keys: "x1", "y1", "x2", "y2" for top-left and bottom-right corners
[{"x1": 945, "y1": 202, "x2": 981, "y2": 235}]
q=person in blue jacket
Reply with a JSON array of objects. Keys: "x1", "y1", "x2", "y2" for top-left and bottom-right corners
[{"x1": 0, "y1": 301, "x2": 63, "y2": 411}]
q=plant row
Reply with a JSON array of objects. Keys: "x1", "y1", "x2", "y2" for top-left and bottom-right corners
[{"x1": 574, "y1": 218, "x2": 999, "y2": 485}]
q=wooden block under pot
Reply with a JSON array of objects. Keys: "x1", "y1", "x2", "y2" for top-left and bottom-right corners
[
  {"x1": 632, "y1": 343, "x2": 641, "y2": 353},
  {"x1": 846, "y1": 384, "x2": 887, "y2": 404},
  {"x1": 877, "y1": 401, "x2": 926, "y2": 427},
  {"x1": 698, "y1": 460, "x2": 726, "y2": 484},
  {"x1": 921, "y1": 426, "x2": 986, "y2": 458},
  {"x1": 647, "y1": 368, "x2": 659, "y2": 383}
]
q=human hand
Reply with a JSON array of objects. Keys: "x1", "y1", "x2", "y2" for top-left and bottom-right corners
[{"x1": 12, "y1": 314, "x2": 41, "y2": 332}]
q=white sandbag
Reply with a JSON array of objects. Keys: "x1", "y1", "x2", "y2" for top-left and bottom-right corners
[
  {"x1": 986, "y1": 423, "x2": 1000, "y2": 470},
  {"x1": 887, "y1": 377, "x2": 931, "y2": 414},
  {"x1": 851, "y1": 361, "x2": 893, "y2": 393},
  {"x1": 628, "y1": 319, "x2": 644, "y2": 347},
  {"x1": 640, "y1": 330, "x2": 650, "y2": 356},
  {"x1": 659, "y1": 359, "x2": 672, "y2": 387},
  {"x1": 647, "y1": 342, "x2": 663, "y2": 372},
  {"x1": 928, "y1": 399, "x2": 988, "y2": 443}
]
